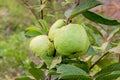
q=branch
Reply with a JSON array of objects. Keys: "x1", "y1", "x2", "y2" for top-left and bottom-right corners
[
  {"x1": 21, "y1": 0, "x2": 43, "y2": 27},
  {"x1": 89, "y1": 51, "x2": 109, "y2": 70},
  {"x1": 21, "y1": 0, "x2": 40, "y2": 20},
  {"x1": 40, "y1": 0, "x2": 44, "y2": 19}
]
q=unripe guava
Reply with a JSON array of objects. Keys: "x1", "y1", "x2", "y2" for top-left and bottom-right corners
[
  {"x1": 54, "y1": 24, "x2": 90, "y2": 57},
  {"x1": 29, "y1": 35, "x2": 55, "y2": 58},
  {"x1": 48, "y1": 19, "x2": 65, "y2": 41}
]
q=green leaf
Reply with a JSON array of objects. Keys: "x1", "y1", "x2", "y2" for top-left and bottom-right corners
[
  {"x1": 25, "y1": 27, "x2": 42, "y2": 37},
  {"x1": 86, "y1": 24, "x2": 103, "y2": 37},
  {"x1": 15, "y1": 77, "x2": 34, "y2": 80},
  {"x1": 87, "y1": 46, "x2": 99, "y2": 55},
  {"x1": 57, "y1": 64, "x2": 92, "y2": 80},
  {"x1": 29, "y1": 67, "x2": 45, "y2": 80},
  {"x1": 70, "y1": 0, "x2": 101, "y2": 18},
  {"x1": 64, "y1": 9, "x2": 72, "y2": 18},
  {"x1": 39, "y1": 19, "x2": 49, "y2": 34},
  {"x1": 109, "y1": 43, "x2": 120, "y2": 54},
  {"x1": 48, "y1": 68, "x2": 57, "y2": 75},
  {"x1": 50, "y1": 56, "x2": 62, "y2": 69},
  {"x1": 84, "y1": 24, "x2": 102, "y2": 46},
  {"x1": 40, "y1": 55, "x2": 53, "y2": 68},
  {"x1": 82, "y1": 11, "x2": 120, "y2": 25},
  {"x1": 107, "y1": 27, "x2": 120, "y2": 40},
  {"x1": 62, "y1": 59, "x2": 89, "y2": 73},
  {"x1": 95, "y1": 71, "x2": 120, "y2": 80},
  {"x1": 95, "y1": 63, "x2": 120, "y2": 78}
]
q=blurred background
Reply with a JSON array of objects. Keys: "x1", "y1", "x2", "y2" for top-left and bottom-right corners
[{"x1": 0, "y1": 0, "x2": 120, "y2": 80}]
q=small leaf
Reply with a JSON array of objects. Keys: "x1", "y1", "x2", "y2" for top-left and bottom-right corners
[
  {"x1": 70, "y1": 0, "x2": 101, "y2": 18},
  {"x1": 86, "y1": 24, "x2": 103, "y2": 37},
  {"x1": 87, "y1": 46, "x2": 99, "y2": 55},
  {"x1": 29, "y1": 67, "x2": 45, "y2": 80},
  {"x1": 57, "y1": 64, "x2": 92, "y2": 80},
  {"x1": 82, "y1": 11, "x2": 120, "y2": 25},
  {"x1": 48, "y1": 68, "x2": 57, "y2": 75},
  {"x1": 40, "y1": 55, "x2": 53, "y2": 68},
  {"x1": 64, "y1": 9, "x2": 72, "y2": 18},
  {"x1": 84, "y1": 24, "x2": 102, "y2": 46},
  {"x1": 107, "y1": 27, "x2": 120, "y2": 40},
  {"x1": 109, "y1": 43, "x2": 120, "y2": 54},
  {"x1": 15, "y1": 77, "x2": 34, "y2": 80},
  {"x1": 95, "y1": 71, "x2": 120, "y2": 80},
  {"x1": 50, "y1": 56, "x2": 62, "y2": 69},
  {"x1": 95, "y1": 63, "x2": 120, "y2": 78},
  {"x1": 25, "y1": 27, "x2": 42, "y2": 37},
  {"x1": 39, "y1": 19, "x2": 49, "y2": 34}
]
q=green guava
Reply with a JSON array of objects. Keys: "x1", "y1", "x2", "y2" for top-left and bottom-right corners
[
  {"x1": 29, "y1": 35, "x2": 55, "y2": 66},
  {"x1": 54, "y1": 24, "x2": 90, "y2": 57},
  {"x1": 48, "y1": 19, "x2": 65, "y2": 41}
]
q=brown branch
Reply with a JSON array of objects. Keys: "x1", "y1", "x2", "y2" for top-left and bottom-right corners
[
  {"x1": 89, "y1": 51, "x2": 109, "y2": 70},
  {"x1": 21, "y1": 0, "x2": 40, "y2": 20},
  {"x1": 40, "y1": 0, "x2": 44, "y2": 19},
  {"x1": 21, "y1": 0, "x2": 43, "y2": 27}
]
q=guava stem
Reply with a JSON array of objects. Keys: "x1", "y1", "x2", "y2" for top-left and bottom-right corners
[{"x1": 89, "y1": 51, "x2": 109, "y2": 70}]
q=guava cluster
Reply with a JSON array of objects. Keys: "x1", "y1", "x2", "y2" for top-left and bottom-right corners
[{"x1": 29, "y1": 19, "x2": 90, "y2": 61}]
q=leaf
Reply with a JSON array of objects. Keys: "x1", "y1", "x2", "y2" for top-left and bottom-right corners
[
  {"x1": 29, "y1": 63, "x2": 45, "y2": 80},
  {"x1": 84, "y1": 24, "x2": 102, "y2": 46},
  {"x1": 71, "y1": 61, "x2": 89, "y2": 73},
  {"x1": 33, "y1": 4, "x2": 46, "y2": 13},
  {"x1": 109, "y1": 43, "x2": 120, "y2": 54},
  {"x1": 48, "y1": 68, "x2": 57, "y2": 75},
  {"x1": 107, "y1": 27, "x2": 120, "y2": 40},
  {"x1": 70, "y1": 0, "x2": 101, "y2": 18},
  {"x1": 62, "y1": 59, "x2": 89, "y2": 73},
  {"x1": 82, "y1": 11, "x2": 120, "y2": 25},
  {"x1": 57, "y1": 64, "x2": 92, "y2": 80},
  {"x1": 95, "y1": 63, "x2": 120, "y2": 78},
  {"x1": 95, "y1": 71, "x2": 120, "y2": 80},
  {"x1": 25, "y1": 27, "x2": 42, "y2": 37},
  {"x1": 86, "y1": 24, "x2": 103, "y2": 37},
  {"x1": 15, "y1": 77, "x2": 34, "y2": 80},
  {"x1": 50, "y1": 56, "x2": 62, "y2": 69},
  {"x1": 87, "y1": 46, "x2": 99, "y2": 55},
  {"x1": 64, "y1": 9, "x2": 72, "y2": 18},
  {"x1": 39, "y1": 19, "x2": 49, "y2": 34},
  {"x1": 29, "y1": 67, "x2": 45, "y2": 80}
]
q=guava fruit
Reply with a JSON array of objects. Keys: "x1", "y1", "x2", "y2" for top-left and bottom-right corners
[
  {"x1": 29, "y1": 35, "x2": 55, "y2": 66},
  {"x1": 54, "y1": 24, "x2": 90, "y2": 57},
  {"x1": 48, "y1": 19, "x2": 65, "y2": 41}
]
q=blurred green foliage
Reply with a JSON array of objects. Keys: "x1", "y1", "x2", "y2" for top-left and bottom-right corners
[
  {"x1": 0, "y1": 0, "x2": 37, "y2": 79},
  {"x1": 0, "y1": 0, "x2": 66, "y2": 79}
]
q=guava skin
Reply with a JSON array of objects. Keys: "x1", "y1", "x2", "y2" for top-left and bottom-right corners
[
  {"x1": 48, "y1": 19, "x2": 65, "y2": 41},
  {"x1": 29, "y1": 35, "x2": 55, "y2": 58},
  {"x1": 54, "y1": 24, "x2": 90, "y2": 57}
]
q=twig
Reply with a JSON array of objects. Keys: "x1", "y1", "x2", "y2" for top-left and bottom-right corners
[
  {"x1": 21, "y1": 0, "x2": 40, "y2": 20},
  {"x1": 89, "y1": 51, "x2": 109, "y2": 70},
  {"x1": 75, "y1": 0, "x2": 81, "y2": 7},
  {"x1": 40, "y1": 0, "x2": 44, "y2": 19},
  {"x1": 21, "y1": 0, "x2": 43, "y2": 27}
]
